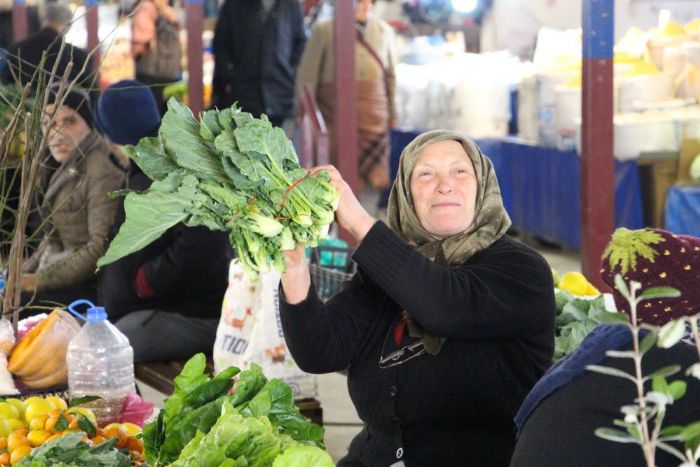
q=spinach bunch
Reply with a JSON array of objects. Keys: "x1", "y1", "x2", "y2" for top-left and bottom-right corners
[
  {"x1": 97, "y1": 100, "x2": 339, "y2": 276},
  {"x1": 16, "y1": 433, "x2": 130, "y2": 467},
  {"x1": 554, "y1": 290, "x2": 624, "y2": 360},
  {"x1": 142, "y1": 353, "x2": 324, "y2": 466}
]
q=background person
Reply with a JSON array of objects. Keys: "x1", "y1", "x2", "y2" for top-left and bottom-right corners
[
  {"x1": 20, "y1": 87, "x2": 124, "y2": 309},
  {"x1": 211, "y1": 0, "x2": 306, "y2": 126},
  {"x1": 296, "y1": 0, "x2": 397, "y2": 216},
  {"x1": 0, "y1": 3, "x2": 94, "y2": 93},
  {"x1": 279, "y1": 130, "x2": 556, "y2": 466}
]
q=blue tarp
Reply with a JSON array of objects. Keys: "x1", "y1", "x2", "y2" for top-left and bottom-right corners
[
  {"x1": 386, "y1": 130, "x2": 644, "y2": 250},
  {"x1": 665, "y1": 186, "x2": 700, "y2": 236}
]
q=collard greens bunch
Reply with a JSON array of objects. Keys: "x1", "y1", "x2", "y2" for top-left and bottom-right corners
[{"x1": 97, "y1": 100, "x2": 339, "y2": 276}]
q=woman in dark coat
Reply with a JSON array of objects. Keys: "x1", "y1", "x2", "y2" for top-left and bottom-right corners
[{"x1": 279, "y1": 130, "x2": 556, "y2": 466}]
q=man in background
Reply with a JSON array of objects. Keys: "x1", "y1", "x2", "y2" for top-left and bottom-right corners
[
  {"x1": 0, "y1": 3, "x2": 94, "y2": 91},
  {"x1": 211, "y1": 0, "x2": 306, "y2": 126}
]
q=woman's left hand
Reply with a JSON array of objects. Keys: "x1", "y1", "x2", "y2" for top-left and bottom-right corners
[
  {"x1": 311, "y1": 165, "x2": 376, "y2": 242},
  {"x1": 19, "y1": 274, "x2": 37, "y2": 293}
]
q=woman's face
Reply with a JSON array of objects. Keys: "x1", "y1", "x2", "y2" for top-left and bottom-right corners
[
  {"x1": 42, "y1": 104, "x2": 90, "y2": 164},
  {"x1": 355, "y1": 0, "x2": 373, "y2": 22},
  {"x1": 409, "y1": 140, "x2": 478, "y2": 238}
]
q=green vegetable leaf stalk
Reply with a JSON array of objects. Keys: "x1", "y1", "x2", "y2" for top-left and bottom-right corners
[{"x1": 97, "y1": 100, "x2": 339, "y2": 277}]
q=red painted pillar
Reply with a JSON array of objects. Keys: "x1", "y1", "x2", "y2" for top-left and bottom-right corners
[
  {"x1": 85, "y1": 0, "x2": 101, "y2": 70},
  {"x1": 12, "y1": 0, "x2": 27, "y2": 43},
  {"x1": 334, "y1": 1, "x2": 357, "y2": 245},
  {"x1": 186, "y1": 0, "x2": 204, "y2": 116},
  {"x1": 581, "y1": 0, "x2": 615, "y2": 288}
]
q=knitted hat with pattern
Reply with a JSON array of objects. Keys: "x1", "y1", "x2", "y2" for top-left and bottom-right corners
[{"x1": 600, "y1": 228, "x2": 700, "y2": 325}]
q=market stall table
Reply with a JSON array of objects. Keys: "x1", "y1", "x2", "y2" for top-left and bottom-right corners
[
  {"x1": 665, "y1": 185, "x2": 700, "y2": 236},
  {"x1": 387, "y1": 130, "x2": 645, "y2": 250}
]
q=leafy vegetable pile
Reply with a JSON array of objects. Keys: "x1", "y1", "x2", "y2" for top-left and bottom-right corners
[
  {"x1": 97, "y1": 100, "x2": 338, "y2": 276},
  {"x1": 554, "y1": 290, "x2": 627, "y2": 361},
  {"x1": 16, "y1": 433, "x2": 132, "y2": 467},
  {"x1": 143, "y1": 353, "x2": 327, "y2": 467}
]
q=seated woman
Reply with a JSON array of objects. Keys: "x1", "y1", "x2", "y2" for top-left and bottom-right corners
[
  {"x1": 280, "y1": 130, "x2": 556, "y2": 466},
  {"x1": 20, "y1": 88, "x2": 125, "y2": 309},
  {"x1": 510, "y1": 228, "x2": 700, "y2": 467}
]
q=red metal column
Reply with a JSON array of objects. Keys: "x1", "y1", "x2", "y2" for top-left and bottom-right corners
[
  {"x1": 334, "y1": 1, "x2": 357, "y2": 244},
  {"x1": 581, "y1": 0, "x2": 615, "y2": 288},
  {"x1": 12, "y1": 0, "x2": 27, "y2": 42},
  {"x1": 85, "y1": 0, "x2": 101, "y2": 69},
  {"x1": 186, "y1": 0, "x2": 204, "y2": 116}
]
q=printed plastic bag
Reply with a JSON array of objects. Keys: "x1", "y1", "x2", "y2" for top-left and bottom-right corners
[{"x1": 213, "y1": 261, "x2": 317, "y2": 400}]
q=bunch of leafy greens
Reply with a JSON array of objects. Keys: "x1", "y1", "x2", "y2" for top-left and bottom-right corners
[
  {"x1": 143, "y1": 353, "x2": 325, "y2": 466},
  {"x1": 554, "y1": 289, "x2": 626, "y2": 361},
  {"x1": 16, "y1": 432, "x2": 130, "y2": 467},
  {"x1": 97, "y1": 100, "x2": 339, "y2": 276},
  {"x1": 172, "y1": 401, "x2": 333, "y2": 467}
]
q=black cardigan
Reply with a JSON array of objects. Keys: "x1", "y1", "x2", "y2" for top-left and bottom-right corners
[{"x1": 280, "y1": 222, "x2": 555, "y2": 466}]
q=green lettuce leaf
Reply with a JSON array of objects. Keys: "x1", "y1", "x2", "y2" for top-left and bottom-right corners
[{"x1": 272, "y1": 445, "x2": 335, "y2": 467}]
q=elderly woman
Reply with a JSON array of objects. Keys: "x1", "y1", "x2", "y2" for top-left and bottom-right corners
[
  {"x1": 280, "y1": 130, "x2": 556, "y2": 466},
  {"x1": 20, "y1": 88, "x2": 125, "y2": 309}
]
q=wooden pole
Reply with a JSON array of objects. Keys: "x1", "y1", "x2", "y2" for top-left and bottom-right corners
[
  {"x1": 334, "y1": 1, "x2": 357, "y2": 245},
  {"x1": 186, "y1": 0, "x2": 204, "y2": 116},
  {"x1": 85, "y1": 0, "x2": 101, "y2": 70},
  {"x1": 12, "y1": 0, "x2": 28, "y2": 43},
  {"x1": 581, "y1": 0, "x2": 615, "y2": 288}
]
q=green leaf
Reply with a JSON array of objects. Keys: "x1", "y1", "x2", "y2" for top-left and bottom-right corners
[
  {"x1": 200, "y1": 109, "x2": 222, "y2": 141},
  {"x1": 639, "y1": 286, "x2": 681, "y2": 301},
  {"x1": 653, "y1": 376, "x2": 669, "y2": 393},
  {"x1": 606, "y1": 350, "x2": 636, "y2": 358},
  {"x1": 667, "y1": 380, "x2": 687, "y2": 401},
  {"x1": 640, "y1": 330, "x2": 658, "y2": 355},
  {"x1": 54, "y1": 413, "x2": 69, "y2": 431},
  {"x1": 614, "y1": 274, "x2": 630, "y2": 299},
  {"x1": 659, "y1": 425, "x2": 685, "y2": 438},
  {"x1": 125, "y1": 137, "x2": 179, "y2": 181},
  {"x1": 586, "y1": 364, "x2": 636, "y2": 382},
  {"x1": 68, "y1": 396, "x2": 101, "y2": 408},
  {"x1": 658, "y1": 319, "x2": 688, "y2": 349},
  {"x1": 595, "y1": 427, "x2": 639, "y2": 443},
  {"x1": 77, "y1": 414, "x2": 97, "y2": 437},
  {"x1": 681, "y1": 422, "x2": 700, "y2": 443},
  {"x1": 160, "y1": 99, "x2": 227, "y2": 182},
  {"x1": 646, "y1": 365, "x2": 681, "y2": 381},
  {"x1": 97, "y1": 190, "x2": 190, "y2": 267},
  {"x1": 597, "y1": 312, "x2": 630, "y2": 325},
  {"x1": 182, "y1": 365, "x2": 240, "y2": 409}
]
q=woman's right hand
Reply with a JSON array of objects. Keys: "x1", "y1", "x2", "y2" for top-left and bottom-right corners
[
  {"x1": 281, "y1": 245, "x2": 311, "y2": 305},
  {"x1": 311, "y1": 165, "x2": 376, "y2": 243}
]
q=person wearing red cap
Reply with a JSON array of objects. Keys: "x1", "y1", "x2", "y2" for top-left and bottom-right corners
[
  {"x1": 510, "y1": 228, "x2": 700, "y2": 467},
  {"x1": 19, "y1": 87, "x2": 125, "y2": 310}
]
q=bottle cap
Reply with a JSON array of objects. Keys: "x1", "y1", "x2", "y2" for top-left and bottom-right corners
[{"x1": 68, "y1": 299, "x2": 108, "y2": 323}]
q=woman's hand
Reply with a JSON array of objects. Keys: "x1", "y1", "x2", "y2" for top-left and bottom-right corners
[
  {"x1": 311, "y1": 165, "x2": 376, "y2": 243},
  {"x1": 281, "y1": 245, "x2": 311, "y2": 305}
]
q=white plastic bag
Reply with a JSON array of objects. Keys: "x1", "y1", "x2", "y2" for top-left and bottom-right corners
[{"x1": 213, "y1": 261, "x2": 317, "y2": 400}]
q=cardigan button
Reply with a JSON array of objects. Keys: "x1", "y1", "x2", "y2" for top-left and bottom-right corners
[
  {"x1": 389, "y1": 386, "x2": 398, "y2": 397},
  {"x1": 393, "y1": 416, "x2": 401, "y2": 428},
  {"x1": 395, "y1": 447, "x2": 404, "y2": 459}
]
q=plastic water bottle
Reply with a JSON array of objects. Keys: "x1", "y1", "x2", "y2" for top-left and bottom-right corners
[{"x1": 66, "y1": 300, "x2": 135, "y2": 425}]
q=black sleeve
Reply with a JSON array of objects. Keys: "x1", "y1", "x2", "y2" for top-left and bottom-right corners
[
  {"x1": 212, "y1": 0, "x2": 234, "y2": 103},
  {"x1": 279, "y1": 272, "x2": 383, "y2": 374},
  {"x1": 353, "y1": 222, "x2": 555, "y2": 339},
  {"x1": 289, "y1": 0, "x2": 306, "y2": 69},
  {"x1": 142, "y1": 225, "x2": 229, "y2": 296}
]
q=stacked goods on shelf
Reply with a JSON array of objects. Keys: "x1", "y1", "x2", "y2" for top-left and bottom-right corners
[{"x1": 518, "y1": 19, "x2": 700, "y2": 160}]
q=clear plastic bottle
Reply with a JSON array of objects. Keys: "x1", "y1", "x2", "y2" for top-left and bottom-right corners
[{"x1": 66, "y1": 300, "x2": 135, "y2": 425}]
